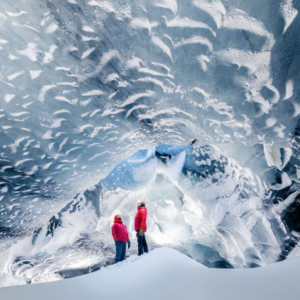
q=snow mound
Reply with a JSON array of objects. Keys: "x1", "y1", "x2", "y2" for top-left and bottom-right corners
[{"x1": 1, "y1": 248, "x2": 300, "y2": 300}]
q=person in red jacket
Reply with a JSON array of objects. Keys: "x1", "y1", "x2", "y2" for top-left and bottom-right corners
[
  {"x1": 135, "y1": 201, "x2": 148, "y2": 256},
  {"x1": 111, "y1": 215, "x2": 131, "y2": 263}
]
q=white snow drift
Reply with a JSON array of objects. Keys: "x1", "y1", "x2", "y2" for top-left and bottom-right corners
[{"x1": 0, "y1": 248, "x2": 300, "y2": 300}]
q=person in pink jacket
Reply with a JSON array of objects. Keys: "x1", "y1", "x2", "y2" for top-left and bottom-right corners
[
  {"x1": 135, "y1": 201, "x2": 148, "y2": 256},
  {"x1": 111, "y1": 215, "x2": 131, "y2": 263}
]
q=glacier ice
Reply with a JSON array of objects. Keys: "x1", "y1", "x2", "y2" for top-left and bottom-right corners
[{"x1": 0, "y1": 0, "x2": 300, "y2": 287}]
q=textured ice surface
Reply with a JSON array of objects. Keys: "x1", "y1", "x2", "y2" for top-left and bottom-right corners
[{"x1": 0, "y1": 0, "x2": 300, "y2": 287}]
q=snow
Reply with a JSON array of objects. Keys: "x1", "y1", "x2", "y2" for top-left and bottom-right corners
[{"x1": 1, "y1": 248, "x2": 300, "y2": 300}]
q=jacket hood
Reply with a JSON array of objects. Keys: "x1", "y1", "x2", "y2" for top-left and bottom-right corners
[{"x1": 114, "y1": 215, "x2": 123, "y2": 223}]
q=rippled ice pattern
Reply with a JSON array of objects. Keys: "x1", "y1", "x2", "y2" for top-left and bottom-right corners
[{"x1": 0, "y1": 0, "x2": 300, "y2": 287}]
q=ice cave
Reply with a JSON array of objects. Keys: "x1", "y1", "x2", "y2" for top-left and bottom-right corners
[{"x1": 0, "y1": 0, "x2": 300, "y2": 299}]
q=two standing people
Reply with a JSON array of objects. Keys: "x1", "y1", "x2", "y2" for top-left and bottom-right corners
[{"x1": 111, "y1": 201, "x2": 148, "y2": 263}]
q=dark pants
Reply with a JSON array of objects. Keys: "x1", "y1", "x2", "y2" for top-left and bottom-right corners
[
  {"x1": 115, "y1": 241, "x2": 126, "y2": 263},
  {"x1": 137, "y1": 232, "x2": 148, "y2": 256}
]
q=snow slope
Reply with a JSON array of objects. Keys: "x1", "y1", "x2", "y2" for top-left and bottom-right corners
[{"x1": 0, "y1": 248, "x2": 300, "y2": 300}]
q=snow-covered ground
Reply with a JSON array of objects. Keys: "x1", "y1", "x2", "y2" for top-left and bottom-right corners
[{"x1": 1, "y1": 248, "x2": 300, "y2": 300}]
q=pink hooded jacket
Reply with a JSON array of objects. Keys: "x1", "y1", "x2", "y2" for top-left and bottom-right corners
[{"x1": 111, "y1": 217, "x2": 130, "y2": 242}]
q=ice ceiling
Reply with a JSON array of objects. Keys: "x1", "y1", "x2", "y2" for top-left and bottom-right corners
[{"x1": 0, "y1": 0, "x2": 300, "y2": 283}]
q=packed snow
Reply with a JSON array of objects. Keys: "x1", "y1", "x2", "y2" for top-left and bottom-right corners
[{"x1": 1, "y1": 248, "x2": 300, "y2": 300}]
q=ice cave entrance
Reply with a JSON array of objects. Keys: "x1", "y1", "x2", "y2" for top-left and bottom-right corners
[{"x1": 1, "y1": 143, "x2": 300, "y2": 286}]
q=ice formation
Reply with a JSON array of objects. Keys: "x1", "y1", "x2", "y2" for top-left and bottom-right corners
[{"x1": 0, "y1": 0, "x2": 300, "y2": 287}]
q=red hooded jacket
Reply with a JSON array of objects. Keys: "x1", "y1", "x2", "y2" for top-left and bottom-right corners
[
  {"x1": 135, "y1": 206, "x2": 147, "y2": 232},
  {"x1": 111, "y1": 216, "x2": 130, "y2": 242}
]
